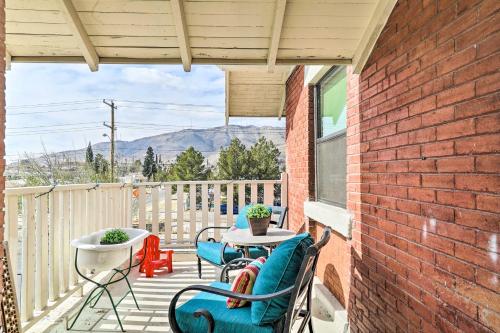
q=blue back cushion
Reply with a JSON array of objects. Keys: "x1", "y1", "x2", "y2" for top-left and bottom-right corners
[
  {"x1": 251, "y1": 233, "x2": 314, "y2": 325},
  {"x1": 235, "y1": 205, "x2": 272, "y2": 229}
]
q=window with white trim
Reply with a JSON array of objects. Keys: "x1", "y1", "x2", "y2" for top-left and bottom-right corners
[{"x1": 315, "y1": 66, "x2": 347, "y2": 208}]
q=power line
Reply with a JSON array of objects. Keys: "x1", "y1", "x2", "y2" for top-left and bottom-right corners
[{"x1": 6, "y1": 100, "x2": 100, "y2": 109}]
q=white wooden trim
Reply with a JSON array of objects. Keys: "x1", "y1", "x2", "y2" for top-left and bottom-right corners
[
  {"x1": 35, "y1": 195, "x2": 49, "y2": 311},
  {"x1": 57, "y1": 0, "x2": 99, "y2": 71},
  {"x1": 238, "y1": 183, "x2": 246, "y2": 209},
  {"x1": 164, "y1": 185, "x2": 172, "y2": 244},
  {"x1": 353, "y1": 0, "x2": 397, "y2": 74},
  {"x1": 151, "y1": 187, "x2": 159, "y2": 236},
  {"x1": 189, "y1": 184, "x2": 197, "y2": 240},
  {"x1": 278, "y1": 84, "x2": 286, "y2": 119},
  {"x1": 62, "y1": 191, "x2": 70, "y2": 292},
  {"x1": 170, "y1": 0, "x2": 192, "y2": 72},
  {"x1": 49, "y1": 191, "x2": 61, "y2": 301},
  {"x1": 267, "y1": 0, "x2": 287, "y2": 71},
  {"x1": 21, "y1": 195, "x2": 35, "y2": 322},
  {"x1": 213, "y1": 184, "x2": 221, "y2": 239},
  {"x1": 226, "y1": 184, "x2": 234, "y2": 227},
  {"x1": 250, "y1": 183, "x2": 258, "y2": 204},
  {"x1": 6, "y1": 195, "x2": 18, "y2": 277},
  {"x1": 11, "y1": 56, "x2": 353, "y2": 66},
  {"x1": 201, "y1": 184, "x2": 208, "y2": 241},
  {"x1": 176, "y1": 186, "x2": 184, "y2": 242},
  {"x1": 303, "y1": 201, "x2": 352, "y2": 238},
  {"x1": 138, "y1": 187, "x2": 146, "y2": 230},
  {"x1": 225, "y1": 71, "x2": 230, "y2": 125}
]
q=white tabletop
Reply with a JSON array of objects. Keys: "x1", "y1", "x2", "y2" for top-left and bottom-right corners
[{"x1": 221, "y1": 228, "x2": 296, "y2": 247}]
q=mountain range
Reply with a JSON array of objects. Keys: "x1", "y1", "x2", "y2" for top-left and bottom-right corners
[{"x1": 37, "y1": 125, "x2": 285, "y2": 165}]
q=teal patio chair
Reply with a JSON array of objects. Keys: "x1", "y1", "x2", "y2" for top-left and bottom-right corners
[
  {"x1": 169, "y1": 227, "x2": 331, "y2": 333},
  {"x1": 194, "y1": 205, "x2": 288, "y2": 279}
]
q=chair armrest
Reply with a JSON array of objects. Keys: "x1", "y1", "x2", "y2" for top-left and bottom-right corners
[
  {"x1": 220, "y1": 257, "x2": 254, "y2": 282},
  {"x1": 168, "y1": 284, "x2": 294, "y2": 333},
  {"x1": 194, "y1": 226, "x2": 230, "y2": 247}
]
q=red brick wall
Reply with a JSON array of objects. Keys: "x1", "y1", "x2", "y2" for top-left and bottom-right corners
[
  {"x1": 285, "y1": 66, "x2": 355, "y2": 307},
  {"x1": 285, "y1": 0, "x2": 499, "y2": 332},
  {"x1": 285, "y1": 66, "x2": 315, "y2": 233},
  {"x1": 349, "y1": 1, "x2": 499, "y2": 332}
]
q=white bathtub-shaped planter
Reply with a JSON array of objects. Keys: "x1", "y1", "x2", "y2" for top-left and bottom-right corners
[{"x1": 71, "y1": 228, "x2": 149, "y2": 272}]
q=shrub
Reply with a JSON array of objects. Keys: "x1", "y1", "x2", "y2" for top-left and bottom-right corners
[
  {"x1": 246, "y1": 204, "x2": 271, "y2": 219},
  {"x1": 100, "y1": 229, "x2": 130, "y2": 245}
]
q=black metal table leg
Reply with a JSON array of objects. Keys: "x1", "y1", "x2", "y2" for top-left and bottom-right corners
[{"x1": 67, "y1": 238, "x2": 148, "y2": 332}]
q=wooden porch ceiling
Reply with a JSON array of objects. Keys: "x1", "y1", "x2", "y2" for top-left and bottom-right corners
[{"x1": 6, "y1": 0, "x2": 396, "y2": 73}]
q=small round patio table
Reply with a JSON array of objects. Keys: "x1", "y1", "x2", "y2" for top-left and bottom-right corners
[{"x1": 221, "y1": 228, "x2": 296, "y2": 257}]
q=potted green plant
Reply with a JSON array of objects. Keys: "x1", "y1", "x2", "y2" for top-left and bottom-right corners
[
  {"x1": 100, "y1": 228, "x2": 130, "y2": 245},
  {"x1": 246, "y1": 204, "x2": 272, "y2": 236}
]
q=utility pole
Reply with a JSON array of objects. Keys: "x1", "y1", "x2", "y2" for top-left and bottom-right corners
[{"x1": 103, "y1": 99, "x2": 117, "y2": 181}]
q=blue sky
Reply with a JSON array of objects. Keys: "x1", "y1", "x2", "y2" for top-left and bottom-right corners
[{"x1": 6, "y1": 63, "x2": 284, "y2": 162}]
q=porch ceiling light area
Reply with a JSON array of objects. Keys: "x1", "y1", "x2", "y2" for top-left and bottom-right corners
[{"x1": 5, "y1": 0, "x2": 397, "y2": 73}]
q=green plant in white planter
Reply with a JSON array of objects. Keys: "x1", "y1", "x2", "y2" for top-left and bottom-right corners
[
  {"x1": 246, "y1": 204, "x2": 272, "y2": 236},
  {"x1": 100, "y1": 229, "x2": 130, "y2": 245}
]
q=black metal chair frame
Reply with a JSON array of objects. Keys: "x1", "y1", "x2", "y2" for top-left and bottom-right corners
[
  {"x1": 194, "y1": 206, "x2": 288, "y2": 279},
  {"x1": 170, "y1": 227, "x2": 332, "y2": 333}
]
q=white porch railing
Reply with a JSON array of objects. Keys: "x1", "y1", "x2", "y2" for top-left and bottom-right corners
[{"x1": 3, "y1": 174, "x2": 287, "y2": 329}]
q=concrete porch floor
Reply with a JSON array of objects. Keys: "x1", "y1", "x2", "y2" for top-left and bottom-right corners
[{"x1": 27, "y1": 257, "x2": 343, "y2": 333}]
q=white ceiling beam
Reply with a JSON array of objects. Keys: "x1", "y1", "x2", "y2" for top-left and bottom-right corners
[
  {"x1": 170, "y1": 0, "x2": 192, "y2": 72},
  {"x1": 225, "y1": 71, "x2": 230, "y2": 125},
  {"x1": 57, "y1": 0, "x2": 98, "y2": 71},
  {"x1": 10, "y1": 56, "x2": 352, "y2": 66},
  {"x1": 278, "y1": 85, "x2": 286, "y2": 119},
  {"x1": 267, "y1": 0, "x2": 287, "y2": 72},
  {"x1": 352, "y1": 0, "x2": 397, "y2": 74}
]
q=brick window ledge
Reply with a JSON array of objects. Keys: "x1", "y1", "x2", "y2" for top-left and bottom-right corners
[{"x1": 304, "y1": 201, "x2": 352, "y2": 238}]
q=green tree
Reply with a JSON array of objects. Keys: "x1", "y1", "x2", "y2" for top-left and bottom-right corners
[
  {"x1": 142, "y1": 146, "x2": 158, "y2": 181},
  {"x1": 249, "y1": 137, "x2": 281, "y2": 179},
  {"x1": 168, "y1": 146, "x2": 210, "y2": 181},
  {"x1": 93, "y1": 153, "x2": 109, "y2": 176},
  {"x1": 215, "y1": 138, "x2": 252, "y2": 180},
  {"x1": 85, "y1": 142, "x2": 94, "y2": 165}
]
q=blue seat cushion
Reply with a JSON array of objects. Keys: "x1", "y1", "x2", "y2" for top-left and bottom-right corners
[
  {"x1": 197, "y1": 242, "x2": 268, "y2": 265},
  {"x1": 251, "y1": 233, "x2": 314, "y2": 325},
  {"x1": 235, "y1": 205, "x2": 273, "y2": 229},
  {"x1": 176, "y1": 282, "x2": 274, "y2": 333}
]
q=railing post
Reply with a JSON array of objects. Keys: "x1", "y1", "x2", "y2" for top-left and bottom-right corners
[
  {"x1": 49, "y1": 191, "x2": 61, "y2": 302},
  {"x1": 35, "y1": 195, "x2": 49, "y2": 312},
  {"x1": 227, "y1": 183, "x2": 234, "y2": 227},
  {"x1": 214, "y1": 184, "x2": 221, "y2": 239},
  {"x1": 21, "y1": 194, "x2": 35, "y2": 322},
  {"x1": 138, "y1": 186, "x2": 146, "y2": 230},
  {"x1": 189, "y1": 184, "x2": 196, "y2": 240},
  {"x1": 151, "y1": 186, "x2": 159, "y2": 236},
  {"x1": 164, "y1": 184, "x2": 172, "y2": 244},
  {"x1": 176, "y1": 185, "x2": 184, "y2": 242},
  {"x1": 250, "y1": 182, "x2": 258, "y2": 204},
  {"x1": 201, "y1": 183, "x2": 208, "y2": 241},
  {"x1": 6, "y1": 194, "x2": 19, "y2": 277}
]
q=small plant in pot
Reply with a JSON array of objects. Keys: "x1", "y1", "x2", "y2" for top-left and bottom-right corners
[
  {"x1": 246, "y1": 204, "x2": 272, "y2": 236},
  {"x1": 100, "y1": 229, "x2": 130, "y2": 245}
]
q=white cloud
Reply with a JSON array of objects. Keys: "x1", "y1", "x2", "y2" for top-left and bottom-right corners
[{"x1": 5, "y1": 63, "x2": 283, "y2": 161}]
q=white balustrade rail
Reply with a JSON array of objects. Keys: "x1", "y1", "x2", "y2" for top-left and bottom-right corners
[
  {"x1": 3, "y1": 174, "x2": 287, "y2": 329},
  {"x1": 4, "y1": 183, "x2": 132, "y2": 329}
]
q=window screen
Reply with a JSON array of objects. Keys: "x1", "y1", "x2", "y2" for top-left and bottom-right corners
[{"x1": 316, "y1": 67, "x2": 347, "y2": 207}]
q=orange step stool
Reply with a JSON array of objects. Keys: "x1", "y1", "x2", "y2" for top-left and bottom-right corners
[{"x1": 136, "y1": 235, "x2": 173, "y2": 277}]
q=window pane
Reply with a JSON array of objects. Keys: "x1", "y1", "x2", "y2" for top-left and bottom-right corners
[
  {"x1": 317, "y1": 134, "x2": 346, "y2": 207},
  {"x1": 319, "y1": 67, "x2": 347, "y2": 138}
]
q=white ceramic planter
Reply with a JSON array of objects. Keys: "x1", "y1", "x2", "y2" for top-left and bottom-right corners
[{"x1": 71, "y1": 228, "x2": 149, "y2": 272}]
